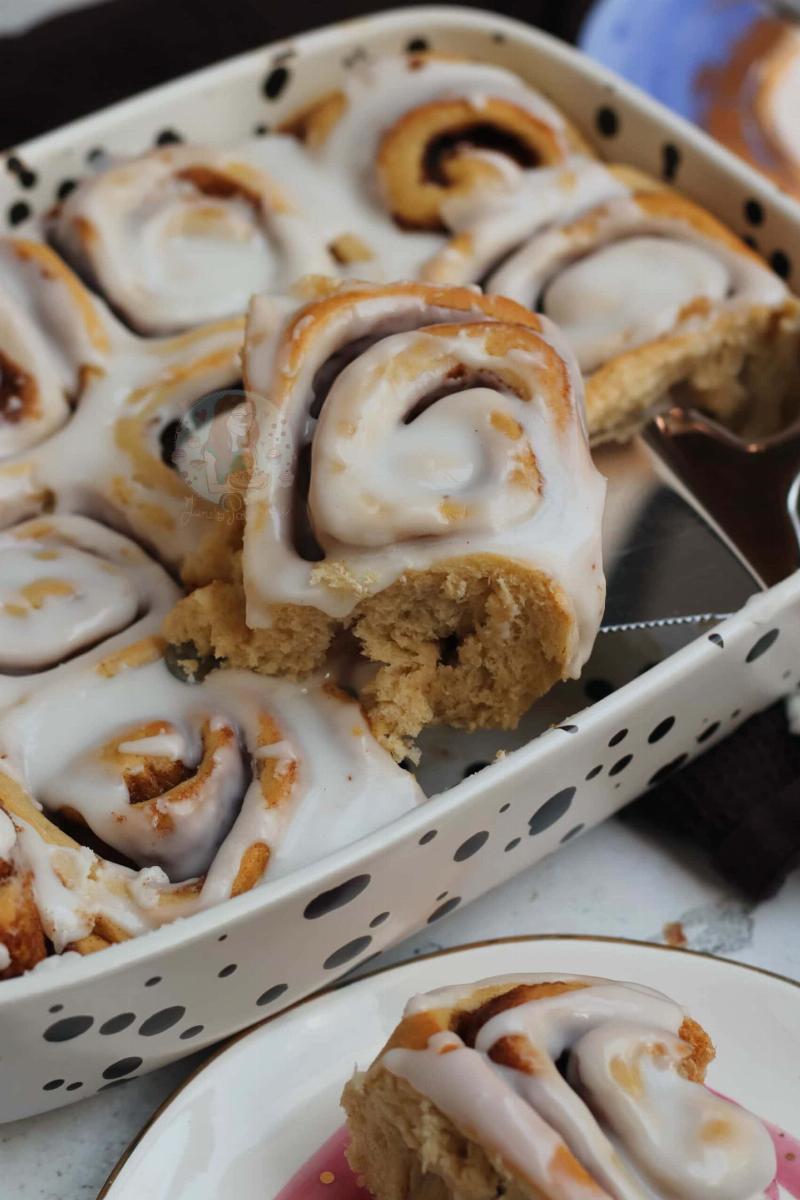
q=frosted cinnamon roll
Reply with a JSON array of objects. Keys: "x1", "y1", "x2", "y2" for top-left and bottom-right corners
[
  {"x1": 422, "y1": 161, "x2": 638, "y2": 286},
  {"x1": 0, "y1": 315, "x2": 247, "y2": 584},
  {"x1": 342, "y1": 973, "x2": 777, "y2": 1200},
  {"x1": 168, "y1": 278, "x2": 605, "y2": 759},
  {"x1": 290, "y1": 55, "x2": 590, "y2": 230},
  {"x1": 0, "y1": 237, "x2": 109, "y2": 460},
  {"x1": 487, "y1": 180, "x2": 800, "y2": 440},
  {"x1": 0, "y1": 515, "x2": 178, "y2": 710},
  {"x1": 0, "y1": 636, "x2": 422, "y2": 975},
  {"x1": 105, "y1": 317, "x2": 247, "y2": 583},
  {"x1": 49, "y1": 145, "x2": 336, "y2": 335}
]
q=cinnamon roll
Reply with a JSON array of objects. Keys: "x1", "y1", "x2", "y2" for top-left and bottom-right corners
[
  {"x1": 0, "y1": 514, "x2": 179, "y2": 709},
  {"x1": 0, "y1": 314, "x2": 247, "y2": 584},
  {"x1": 290, "y1": 54, "x2": 591, "y2": 231},
  {"x1": 485, "y1": 180, "x2": 800, "y2": 440},
  {"x1": 49, "y1": 145, "x2": 336, "y2": 335},
  {"x1": 166, "y1": 278, "x2": 605, "y2": 759},
  {"x1": 421, "y1": 161, "x2": 639, "y2": 287},
  {"x1": 342, "y1": 973, "x2": 777, "y2": 1200},
  {"x1": 0, "y1": 237, "x2": 109, "y2": 461},
  {"x1": 0, "y1": 636, "x2": 422, "y2": 975}
]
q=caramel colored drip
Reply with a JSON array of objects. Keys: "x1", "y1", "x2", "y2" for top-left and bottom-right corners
[
  {"x1": 3, "y1": 578, "x2": 75, "y2": 620},
  {"x1": 488, "y1": 1032, "x2": 548, "y2": 1075},
  {"x1": 178, "y1": 165, "x2": 261, "y2": 208},
  {"x1": 490, "y1": 411, "x2": 524, "y2": 440},
  {"x1": 280, "y1": 90, "x2": 348, "y2": 149},
  {"x1": 0, "y1": 350, "x2": 37, "y2": 426},
  {"x1": 231, "y1": 840, "x2": 269, "y2": 895},
  {"x1": 511, "y1": 445, "x2": 541, "y2": 492},
  {"x1": 94, "y1": 635, "x2": 165, "y2": 678},
  {"x1": 328, "y1": 233, "x2": 374, "y2": 264},
  {"x1": 454, "y1": 980, "x2": 587, "y2": 1047},
  {"x1": 549, "y1": 1143, "x2": 604, "y2": 1191},
  {"x1": 609, "y1": 1054, "x2": 644, "y2": 1099},
  {"x1": 677, "y1": 296, "x2": 713, "y2": 323}
]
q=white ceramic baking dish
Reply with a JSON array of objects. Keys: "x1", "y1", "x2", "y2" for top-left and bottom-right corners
[{"x1": 1, "y1": 6, "x2": 799, "y2": 1123}]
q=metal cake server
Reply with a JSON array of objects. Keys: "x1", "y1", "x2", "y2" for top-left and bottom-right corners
[{"x1": 596, "y1": 408, "x2": 800, "y2": 639}]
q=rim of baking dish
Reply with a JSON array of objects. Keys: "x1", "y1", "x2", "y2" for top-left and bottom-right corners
[
  {"x1": 1, "y1": 6, "x2": 799, "y2": 1002},
  {"x1": 97, "y1": 931, "x2": 800, "y2": 1198}
]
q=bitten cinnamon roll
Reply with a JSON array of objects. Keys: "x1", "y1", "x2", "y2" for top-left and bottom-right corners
[
  {"x1": 49, "y1": 145, "x2": 336, "y2": 335},
  {"x1": 0, "y1": 636, "x2": 422, "y2": 975},
  {"x1": 342, "y1": 974, "x2": 777, "y2": 1200},
  {"x1": 290, "y1": 54, "x2": 591, "y2": 231},
  {"x1": 0, "y1": 237, "x2": 109, "y2": 461},
  {"x1": 166, "y1": 278, "x2": 605, "y2": 759},
  {"x1": 485, "y1": 177, "x2": 800, "y2": 440},
  {"x1": 0, "y1": 515, "x2": 179, "y2": 709}
]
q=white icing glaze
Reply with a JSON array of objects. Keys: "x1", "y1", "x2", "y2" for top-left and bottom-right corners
[
  {"x1": 0, "y1": 237, "x2": 109, "y2": 459},
  {"x1": 242, "y1": 283, "x2": 606, "y2": 680},
  {"x1": 425, "y1": 158, "x2": 630, "y2": 285},
  {"x1": 0, "y1": 515, "x2": 179, "y2": 710},
  {"x1": 490, "y1": 195, "x2": 788, "y2": 373},
  {"x1": 383, "y1": 974, "x2": 776, "y2": 1200},
  {"x1": 0, "y1": 807, "x2": 16, "y2": 859},
  {"x1": 0, "y1": 316, "x2": 245, "y2": 572},
  {"x1": 0, "y1": 648, "x2": 422, "y2": 949},
  {"x1": 314, "y1": 55, "x2": 571, "y2": 211},
  {"x1": 0, "y1": 942, "x2": 9, "y2": 971},
  {"x1": 50, "y1": 145, "x2": 336, "y2": 335},
  {"x1": 241, "y1": 134, "x2": 444, "y2": 285}
]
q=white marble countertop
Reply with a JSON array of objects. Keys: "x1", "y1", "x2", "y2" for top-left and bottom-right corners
[{"x1": 3, "y1": 810, "x2": 798, "y2": 1199}]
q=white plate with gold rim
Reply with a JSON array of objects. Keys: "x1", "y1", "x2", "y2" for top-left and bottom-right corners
[{"x1": 99, "y1": 934, "x2": 800, "y2": 1200}]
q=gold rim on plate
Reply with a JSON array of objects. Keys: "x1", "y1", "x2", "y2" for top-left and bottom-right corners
[{"x1": 97, "y1": 932, "x2": 800, "y2": 1198}]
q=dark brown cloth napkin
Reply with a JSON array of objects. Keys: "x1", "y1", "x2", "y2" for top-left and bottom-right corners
[
  {"x1": 3, "y1": 0, "x2": 798, "y2": 901},
  {"x1": 0, "y1": 0, "x2": 594, "y2": 150}
]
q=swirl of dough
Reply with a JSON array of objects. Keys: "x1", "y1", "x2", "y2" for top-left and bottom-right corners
[
  {"x1": 49, "y1": 145, "x2": 336, "y2": 335},
  {"x1": 0, "y1": 317, "x2": 247, "y2": 586},
  {"x1": 485, "y1": 185, "x2": 797, "y2": 439},
  {"x1": 0, "y1": 637, "x2": 422, "y2": 971},
  {"x1": 0, "y1": 515, "x2": 179, "y2": 709},
  {"x1": 0, "y1": 238, "x2": 110, "y2": 460},
  {"x1": 422, "y1": 160, "x2": 637, "y2": 286},
  {"x1": 291, "y1": 54, "x2": 590, "y2": 230},
  {"x1": 344, "y1": 974, "x2": 777, "y2": 1200}
]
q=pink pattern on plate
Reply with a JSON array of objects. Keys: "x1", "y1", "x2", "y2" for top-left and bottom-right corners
[
  {"x1": 274, "y1": 1127, "x2": 365, "y2": 1200},
  {"x1": 709, "y1": 1089, "x2": 800, "y2": 1199},
  {"x1": 275, "y1": 1100, "x2": 800, "y2": 1200}
]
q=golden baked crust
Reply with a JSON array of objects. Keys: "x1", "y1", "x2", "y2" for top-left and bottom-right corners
[{"x1": 342, "y1": 979, "x2": 716, "y2": 1200}]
